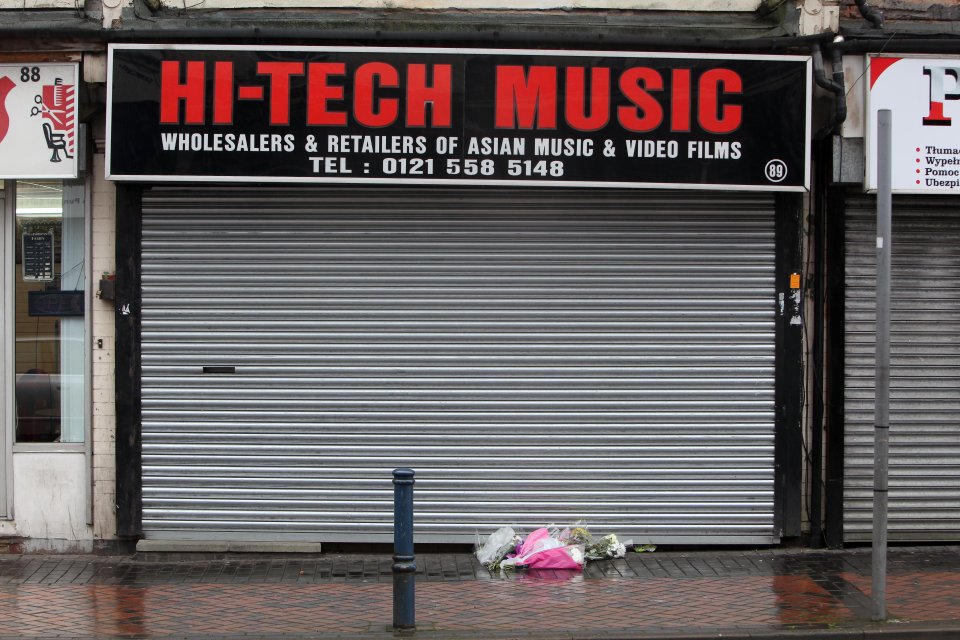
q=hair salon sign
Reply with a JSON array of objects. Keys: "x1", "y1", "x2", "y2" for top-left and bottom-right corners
[{"x1": 0, "y1": 63, "x2": 78, "y2": 179}]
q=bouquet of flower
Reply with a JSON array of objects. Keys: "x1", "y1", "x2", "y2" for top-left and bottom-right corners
[
  {"x1": 501, "y1": 527, "x2": 585, "y2": 571},
  {"x1": 584, "y1": 533, "x2": 627, "y2": 560},
  {"x1": 565, "y1": 525, "x2": 592, "y2": 545},
  {"x1": 475, "y1": 526, "x2": 521, "y2": 570},
  {"x1": 556, "y1": 523, "x2": 627, "y2": 560},
  {"x1": 476, "y1": 523, "x2": 645, "y2": 571}
]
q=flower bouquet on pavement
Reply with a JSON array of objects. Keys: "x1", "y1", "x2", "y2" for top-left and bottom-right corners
[
  {"x1": 475, "y1": 526, "x2": 521, "y2": 570},
  {"x1": 476, "y1": 526, "x2": 585, "y2": 571},
  {"x1": 500, "y1": 527, "x2": 585, "y2": 570},
  {"x1": 583, "y1": 533, "x2": 628, "y2": 561},
  {"x1": 475, "y1": 523, "x2": 640, "y2": 571}
]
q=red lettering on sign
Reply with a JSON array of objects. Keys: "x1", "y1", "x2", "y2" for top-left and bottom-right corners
[
  {"x1": 354, "y1": 62, "x2": 400, "y2": 128},
  {"x1": 565, "y1": 67, "x2": 610, "y2": 132},
  {"x1": 670, "y1": 69, "x2": 691, "y2": 132},
  {"x1": 406, "y1": 63, "x2": 452, "y2": 128},
  {"x1": 495, "y1": 66, "x2": 557, "y2": 129},
  {"x1": 923, "y1": 66, "x2": 960, "y2": 127},
  {"x1": 257, "y1": 61, "x2": 304, "y2": 126},
  {"x1": 160, "y1": 60, "x2": 205, "y2": 125},
  {"x1": 617, "y1": 67, "x2": 663, "y2": 133},
  {"x1": 237, "y1": 86, "x2": 264, "y2": 100},
  {"x1": 213, "y1": 62, "x2": 234, "y2": 125},
  {"x1": 698, "y1": 68, "x2": 742, "y2": 134},
  {"x1": 155, "y1": 58, "x2": 746, "y2": 138},
  {"x1": 306, "y1": 63, "x2": 347, "y2": 126},
  {"x1": 925, "y1": 101, "x2": 950, "y2": 126}
]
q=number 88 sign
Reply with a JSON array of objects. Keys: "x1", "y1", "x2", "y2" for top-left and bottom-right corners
[{"x1": 0, "y1": 63, "x2": 79, "y2": 179}]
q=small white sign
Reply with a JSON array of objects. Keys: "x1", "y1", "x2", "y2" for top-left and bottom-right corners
[
  {"x1": 0, "y1": 63, "x2": 79, "y2": 179},
  {"x1": 866, "y1": 55, "x2": 960, "y2": 194}
]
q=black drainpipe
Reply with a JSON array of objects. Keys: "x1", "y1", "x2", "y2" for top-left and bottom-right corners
[
  {"x1": 854, "y1": 0, "x2": 884, "y2": 29},
  {"x1": 810, "y1": 134, "x2": 829, "y2": 548},
  {"x1": 812, "y1": 38, "x2": 848, "y2": 140}
]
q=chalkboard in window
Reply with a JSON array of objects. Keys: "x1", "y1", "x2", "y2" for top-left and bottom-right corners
[
  {"x1": 22, "y1": 232, "x2": 55, "y2": 282},
  {"x1": 28, "y1": 290, "x2": 84, "y2": 317}
]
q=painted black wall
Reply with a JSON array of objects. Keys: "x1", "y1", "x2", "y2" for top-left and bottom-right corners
[
  {"x1": 775, "y1": 192, "x2": 805, "y2": 539},
  {"x1": 115, "y1": 184, "x2": 143, "y2": 538}
]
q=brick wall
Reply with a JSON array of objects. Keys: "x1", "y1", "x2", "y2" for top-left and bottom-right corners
[
  {"x1": 841, "y1": 0, "x2": 960, "y2": 21},
  {"x1": 91, "y1": 152, "x2": 117, "y2": 541}
]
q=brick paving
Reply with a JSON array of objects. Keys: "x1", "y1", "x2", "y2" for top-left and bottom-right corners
[{"x1": 0, "y1": 546, "x2": 957, "y2": 639}]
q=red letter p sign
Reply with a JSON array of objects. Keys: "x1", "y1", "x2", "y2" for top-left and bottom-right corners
[{"x1": 923, "y1": 65, "x2": 960, "y2": 126}]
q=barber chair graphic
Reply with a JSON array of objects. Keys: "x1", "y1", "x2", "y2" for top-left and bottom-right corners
[
  {"x1": 43, "y1": 121, "x2": 70, "y2": 162},
  {"x1": 31, "y1": 77, "x2": 76, "y2": 163}
]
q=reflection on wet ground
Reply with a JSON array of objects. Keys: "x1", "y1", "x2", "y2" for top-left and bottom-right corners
[{"x1": 0, "y1": 547, "x2": 957, "y2": 638}]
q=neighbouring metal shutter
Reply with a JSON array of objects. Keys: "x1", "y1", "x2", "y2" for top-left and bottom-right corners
[
  {"x1": 845, "y1": 195, "x2": 960, "y2": 541},
  {"x1": 140, "y1": 187, "x2": 776, "y2": 544}
]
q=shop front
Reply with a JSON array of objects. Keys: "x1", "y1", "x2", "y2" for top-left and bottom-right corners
[
  {"x1": 107, "y1": 45, "x2": 811, "y2": 545},
  {"x1": 0, "y1": 61, "x2": 94, "y2": 550},
  {"x1": 836, "y1": 54, "x2": 960, "y2": 543}
]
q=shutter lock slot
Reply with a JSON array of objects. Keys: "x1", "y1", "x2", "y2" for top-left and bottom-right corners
[{"x1": 202, "y1": 366, "x2": 236, "y2": 374}]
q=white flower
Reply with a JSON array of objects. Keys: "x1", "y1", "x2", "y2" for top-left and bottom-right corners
[{"x1": 569, "y1": 546, "x2": 585, "y2": 564}]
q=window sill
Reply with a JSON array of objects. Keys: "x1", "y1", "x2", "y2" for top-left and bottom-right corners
[{"x1": 12, "y1": 443, "x2": 86, "y2": 453}]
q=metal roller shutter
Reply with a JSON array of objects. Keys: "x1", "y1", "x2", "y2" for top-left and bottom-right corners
[
  {"x1": 844, "y1": 195, "x2": 960, "y2": 541},
  {"x1": 140, "y1": 187, "x2": 777, "y2": 544}
]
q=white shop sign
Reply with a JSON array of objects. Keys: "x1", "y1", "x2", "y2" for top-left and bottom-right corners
[
  {"x1": 0, "y1": 63, "x2": 79, "y2": 179},
  {"x1": 866, "y1": 55, "x2": 960, "y2": 194}
]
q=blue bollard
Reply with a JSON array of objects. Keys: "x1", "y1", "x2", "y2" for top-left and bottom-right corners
[{"x1": 392, "y1": 468, "x2": 416, "y2": 631}]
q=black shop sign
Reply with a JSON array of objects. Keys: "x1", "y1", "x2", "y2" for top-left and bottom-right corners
[{"x1": 107, "y1": 45, "x2": 811, "y2": 191}]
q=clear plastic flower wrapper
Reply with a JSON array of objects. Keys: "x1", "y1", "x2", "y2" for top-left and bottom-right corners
[{"x1": 475, "y1": 526, "x2": 520, "y2": 568}]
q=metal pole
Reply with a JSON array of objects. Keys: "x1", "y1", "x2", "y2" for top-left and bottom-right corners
[
  {"x1": 872, "y1": 108, "x2": 892, "y2": 622},
  {"x1": 392, "y1": 468, "x2": 416, "y2": 631}
]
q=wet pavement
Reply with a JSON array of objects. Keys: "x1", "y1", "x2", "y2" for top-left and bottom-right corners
[{"x1": 0, "y1": 545, "x2": 958, "y2": 639}]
